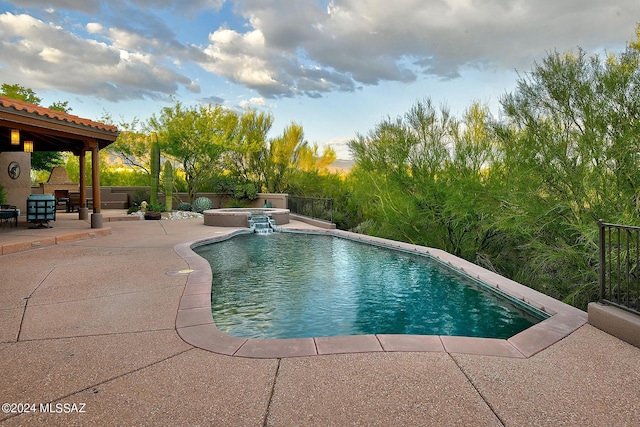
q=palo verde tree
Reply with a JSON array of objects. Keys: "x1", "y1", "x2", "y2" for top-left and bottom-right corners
[
  {"x1": 347, "y1": 98, "x2": 501, "y2": 260},
  {"x1": 103, "y1": 116, "x2": 150, "y2": 174},
  {"x1": 222, "y1": 108, "x2": 274, "y2": 191},
  {"x1": 149, "y1": 102, "x2": 236, "y2": 203},
  {"x1": 494, "y1": 29, "x2": 640, "y2": 307},
  {"x1": 264, "y1": 123, "x2": 336, "y2": 193}
]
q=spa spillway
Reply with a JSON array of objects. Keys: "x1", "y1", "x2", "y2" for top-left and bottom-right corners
[{"x1": 203, "y1": 208, "x2": 290, "y2": 228}]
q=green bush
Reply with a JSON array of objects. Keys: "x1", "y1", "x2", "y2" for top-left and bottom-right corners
[
  {"x1": 224, "y1": 198, "x2": 249, "y2": 208},
  {"x1": 193, "y1": 197, "x2": 213, "y2": 213},
  {"x1": 0, "y1": 185, "x2": 6, "y2": 205},
  {"x1": 177, "y1": 202, "x2": 192, "y2": 211},
  {"x1": 132, "y1": 188, "x2": 149, "y2": 206},
  {"x1": 233, "y1": 182, "x2": 258, "y2": 200},
  {"x1": 147, "y1": 202, "x2": 166, "y2": 213}
]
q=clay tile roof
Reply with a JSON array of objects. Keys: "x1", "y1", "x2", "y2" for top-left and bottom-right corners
[{"x1": 0, "y1": 95, "x2": 118, "y2": 133}]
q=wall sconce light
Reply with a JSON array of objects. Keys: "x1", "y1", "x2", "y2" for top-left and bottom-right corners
[
  {"x1": 11, "y1": 129, "x2": 20, "y2": 145},
  {"x1": 23, "y1": 141, "x2": 34, "y2": 153}
]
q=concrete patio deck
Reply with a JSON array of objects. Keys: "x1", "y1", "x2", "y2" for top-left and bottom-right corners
[{"x1": 1, "y1": 212, "x2": 639, "y2": 426}]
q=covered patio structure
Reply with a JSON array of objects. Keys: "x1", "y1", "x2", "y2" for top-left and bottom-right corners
[{"x1": 0, "y1": 95, "x2": 119, "y2": 228}]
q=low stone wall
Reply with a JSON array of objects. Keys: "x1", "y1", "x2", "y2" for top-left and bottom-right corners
[
  {"x1": 27, "y1": 186, "x2": 289, "y2": 211},
  {"x1": 290, "y1": 214, "x2": 336, "y2": 229},
  {"x1": 203, "y1": 208, "x2": 290, "y2": 228},
  {"x1": 588, "y1": 302, "x2": 640, "y2": 348}
]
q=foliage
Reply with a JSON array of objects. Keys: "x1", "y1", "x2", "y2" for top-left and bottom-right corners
[
  {"x1": 192, "y1": 196, "x2": 213, "y2": 213},
  {"x1": 224, "y1": 198, "x2": 250, "y2": 208},
  {"x1": 31, "y1": 152, "x2": 65, "y2": 172},
  {"x1": 222, "y1": 109, "x2": 273, "y2": 189},
  {"x1": 98, "y1": 167, "x2": 149, "y2": 186},
  {"x1": 149, "y1": 102, "x2": 235, "y2": 203},
  {"x1": 233, "y1": 182, "x2": 258, "y2": 200},
  {"x1": 177, "y1": 202, "x2": 192, "y2": 211},
  {"x1": 342, "y1": 26, "x2": 640, "y2": 310},
  {"x1": 264, "y1": 123, "x2": 337, "y2": 193},
  {"x1": 146, "y1": 202, "x2": 166, "y2": 213},
  {"x1": 48, "y1": 100, "x2": 71, "y2": 113},
  {"x1": 1, "y1": 83, "x2": 67, "y2": 171},
  {"x1": 103, "y1": 117, "x2": 151, "y2": 174},
  {"x1": 0, "y1": 185, "x2": 6, "y2": 205},
  {"x1": 132, "y1": 188, "x2": 150, "y2": 206},
  {"x1": 1, "y1": 83, "x2": 41, "y2": 104}
]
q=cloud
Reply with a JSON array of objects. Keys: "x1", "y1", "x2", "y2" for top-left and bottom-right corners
[
  {"x1": 1, "y1": 0, "x2": 638, "y2": 105},
  {"x1": 200, "y1": 0, "x2": 639, "y2": 98},
  {"x1": 86, "y1": 22, "x2": 103, "y2": 34},
  {"x1": 3, "y1": 0, "x2": 224, "y2": 18},
  {"x1": 325, "y1": 136, "x2": 352, "y2": 159},
  {"x1": 3, "y1": 0, "x2": 101, "y2": 14},
  {"x1": 0, "y1": 12, "x2": 199, "y2": 101},
  {"x1": 238, "y1": 97, "x2": 266, "y2": 109},
  {"x1": 199, "y1": 95, "x2": 225, "y2": 105}
]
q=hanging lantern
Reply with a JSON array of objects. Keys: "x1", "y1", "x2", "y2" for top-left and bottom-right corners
[
  {"x1": 23, "y1": 141, "x2": 34, "y2": 152},
  {"x1": 11, "y1": 129, "x2": 20, "y2": 145}
]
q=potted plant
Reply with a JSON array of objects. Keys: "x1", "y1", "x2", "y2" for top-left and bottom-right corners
[{"x1": 144, "y1": 202, "x2": 166, "y2": 220}]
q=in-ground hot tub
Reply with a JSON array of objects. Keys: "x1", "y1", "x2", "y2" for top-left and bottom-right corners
[{"x1": 203, "y1": 208, "x2": 290, "y2": 228}]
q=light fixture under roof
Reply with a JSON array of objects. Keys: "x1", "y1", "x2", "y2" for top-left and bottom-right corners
[{"x1": 11, "y1": 129, "x2": 20, "y2": 145}]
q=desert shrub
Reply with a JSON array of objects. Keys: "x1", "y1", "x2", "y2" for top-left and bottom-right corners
[
  {"x1": 193, "y1": 197, "x2": 213, "y2": 213},
  {"x1": 223, "y1": 198, "x2": 249, "y2": 208},
  {"x1": 147, "y1": 202, "x2": 166, "y2": 212},
  {"x1": 132, "y1": 188, "x2": 149, "y2": 206},
  {"x1": 177, "y1": 201, "x2": 192, "y2": 211}
]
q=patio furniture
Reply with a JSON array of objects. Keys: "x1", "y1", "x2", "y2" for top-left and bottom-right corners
[
  {"x1": 69, "y1": 192, "x2": 93, "y2": 212},
  {"x1": 54, "y1": 189, "x2": 70, "y2": 212},
  {"x1": 0, "y1": 205, "x2": 19, "y2": 228},
  {"x1": 27, "y1": 194, "x2": 56, "y2": 228}
]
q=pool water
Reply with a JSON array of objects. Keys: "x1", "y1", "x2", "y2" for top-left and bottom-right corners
[{"x1": 195, "y1": 233, "x2": 544, "y2": 339}]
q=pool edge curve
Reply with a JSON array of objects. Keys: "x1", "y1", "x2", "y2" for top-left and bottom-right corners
[{"x1": 174, "y1": 224, "x2": 588, "y2": 359}]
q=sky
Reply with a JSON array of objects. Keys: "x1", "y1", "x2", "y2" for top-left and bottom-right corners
[{"x1": 0, "y1": 1, "x2": 639, "y2": 159}]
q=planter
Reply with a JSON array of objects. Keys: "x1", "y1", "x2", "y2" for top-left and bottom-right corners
[{"x1": 144, "y1": 212, "x2": 162, "y2": 220}]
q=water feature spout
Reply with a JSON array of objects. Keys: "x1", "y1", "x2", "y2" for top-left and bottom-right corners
[{"x1": 249, "y1": 214, "x2": 276, "y2": 234}]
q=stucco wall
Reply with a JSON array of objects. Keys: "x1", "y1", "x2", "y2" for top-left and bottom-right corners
[{"x1": 0, "y1": 152, "x2": 31, "y2": 212}]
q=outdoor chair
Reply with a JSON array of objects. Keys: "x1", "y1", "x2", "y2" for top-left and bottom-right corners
[
  {"x1": 0, "y1": 205, "x2": 19, "y2": 228},
  {"x1": 54, "y1": 189, "x2": 70, "y2": 212}
]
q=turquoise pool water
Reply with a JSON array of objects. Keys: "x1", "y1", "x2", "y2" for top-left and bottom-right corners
[{"x1": 195, "y1": 232, "x2": 545, "y2": 339}]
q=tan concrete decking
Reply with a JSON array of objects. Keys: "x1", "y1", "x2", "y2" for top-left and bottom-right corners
[{"x1": 1, "y1": 212, "x2": 639, "y2": 426}]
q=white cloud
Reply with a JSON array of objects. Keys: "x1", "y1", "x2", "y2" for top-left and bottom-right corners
[
  {"x1": 1, "y1": 0, "x2": 638, "y2": 107},
  {"x1": 0, "y1": 12, "x2": 199, "y2": 101},
  {"x1": 39, "y1": 46, "x2": 65, "y2": 63},
  {"x1": 199, "y1": 0, "x2": 639, "y2": 98},
  {"x1": 3, "y1": 0, "x2": 101, "y2": 14},
  {"x1": 325, "y1": 136, "x2": 352, "y2": 159},
  {"x1": 86, "y1": 22, "x2": 103, "y2": 34},
  {"x1": 238, "y1": 97, "x2": 266, "y2": 109}
]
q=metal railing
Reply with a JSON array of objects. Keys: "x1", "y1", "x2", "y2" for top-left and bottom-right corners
[
  {"x1": 599, "y1": 220, "x2": 640, "y2": 315},
  {"x1": 288, "y1": 196, "x2": 333, "y2": 223}
]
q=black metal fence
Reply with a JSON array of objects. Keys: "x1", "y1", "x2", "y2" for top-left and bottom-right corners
[
  {"x1": 288, "y1": 196, "x2": 333, "y2": 223},
  {"x1": 599, "y1": 220, "x2": 640, "y2": 315}
]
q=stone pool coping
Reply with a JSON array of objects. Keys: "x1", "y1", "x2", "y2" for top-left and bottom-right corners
[{"x1": 174, "y1": 226, "x2": 587, "y2": 359}]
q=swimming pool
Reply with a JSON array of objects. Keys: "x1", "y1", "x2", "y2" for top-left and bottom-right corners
[{"x1": 194, "y1": 231, "x2": 546, "y2": 340}]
